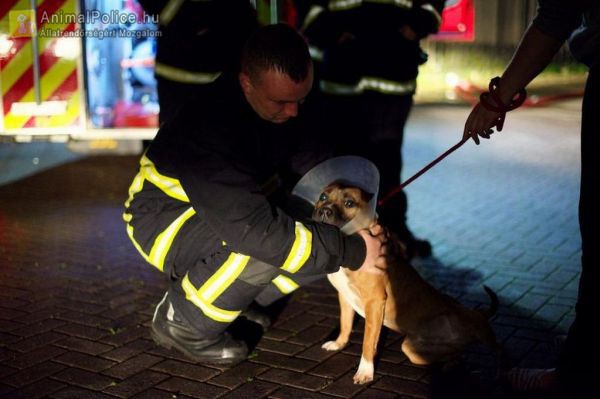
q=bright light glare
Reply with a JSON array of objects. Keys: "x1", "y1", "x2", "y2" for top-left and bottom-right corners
[
  {"x1": 445, "y1": 72, "x2": 460, "y2": 88},
  {"x1": 53, "y1": 38, "x2": 80, "y2": 59},
  {"x1": 0, "y1": 34, "x2": 14, "y2": 58}
]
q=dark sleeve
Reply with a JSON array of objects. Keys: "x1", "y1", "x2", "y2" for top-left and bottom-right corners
[
  {"x1": 409, "y1": 0, "x2": 445, "y2": 39},
  {"x1": 137, "y1": 0, "x2": 168, "y2": 16},
  {"x1": 532, "y1": 0, "x2": 584, "y2": 41},
  {"x1": 300, "y1": 0, "x2": 339, "y2": 56},
  {"x1": 162, "y1": 114, "x2": 366, "y2": 275}
]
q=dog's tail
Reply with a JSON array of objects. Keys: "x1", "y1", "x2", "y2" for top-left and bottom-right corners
[{"x1": 480, "y1": 285, "x2": 499, "y2": 319}]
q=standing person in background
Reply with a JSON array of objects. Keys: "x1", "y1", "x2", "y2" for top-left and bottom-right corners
[
  {"x1": 463, "y1": 1, "x2": 598, "y2": 396},
  {"x1": 299, "y1": 0, "x2": 445, "y2": 258},
  {"x1": 138, "y1": 0, "x2": 257, "y2": 125}
]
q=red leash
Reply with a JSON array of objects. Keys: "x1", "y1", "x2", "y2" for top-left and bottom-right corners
[
  {"x1": 377, "y1": 76, "x2": 527, "y2": 208},
  {"x1": 377, "y1": 137, "x2": 469, "y2": 207}
]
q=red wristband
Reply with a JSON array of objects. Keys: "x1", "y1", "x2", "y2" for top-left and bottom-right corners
[{"x1": 479, "y1": 77, "x2": 527, "y2": 130}]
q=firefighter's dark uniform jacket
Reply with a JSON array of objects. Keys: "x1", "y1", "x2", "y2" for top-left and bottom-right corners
[
  {"x1": 124, "y1": 76, "x2": 366, "y2": 330},
  {"x1": 300, "y1": 0, "x2": 445, "y2": 95},
  {"x1": 138, "y1": 0, "x2": 256, "y2": 82}
]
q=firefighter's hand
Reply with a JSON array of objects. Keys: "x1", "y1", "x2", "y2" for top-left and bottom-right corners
[
  {"x1": 357, "y1": 226, "x2": 388, "y2": 275},
  {"x1": 463, "y1": 102, "x2": 500, "y2": 145}
]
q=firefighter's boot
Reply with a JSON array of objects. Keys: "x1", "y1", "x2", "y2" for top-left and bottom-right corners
[{"x1": 151, "y1": 292, "x2": 248, "y2": 366}]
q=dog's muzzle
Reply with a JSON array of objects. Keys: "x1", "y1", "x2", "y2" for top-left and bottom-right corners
[{"x1": 314, "y1": 205, "x2": 343, "y2": 226}]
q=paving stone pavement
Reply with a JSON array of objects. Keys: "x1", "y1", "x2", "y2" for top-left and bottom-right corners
[{"x1": 0, "y1": 100, "x2": 581, "y2": 398}]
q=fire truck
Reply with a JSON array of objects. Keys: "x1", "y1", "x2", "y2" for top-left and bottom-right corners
[{"x1": 0, "y1": 0, "x2": 474, "y2": 144}]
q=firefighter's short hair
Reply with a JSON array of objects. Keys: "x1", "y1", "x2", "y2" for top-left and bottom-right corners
[{"x1": 241, "y1": 23, "x2": 311, "y2": 83}]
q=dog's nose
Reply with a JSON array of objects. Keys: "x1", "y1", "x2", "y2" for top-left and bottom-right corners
[{"x1": 318, "y1": 207, "x2": 333, "y2": 220}]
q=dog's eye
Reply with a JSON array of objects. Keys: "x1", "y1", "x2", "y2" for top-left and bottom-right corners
[
  {"x1": 344, "y1": 199, "x2": 355, "y2": 208},
  {"x1": 319, "y1": 193, "x2": 327, "y2": 202}
]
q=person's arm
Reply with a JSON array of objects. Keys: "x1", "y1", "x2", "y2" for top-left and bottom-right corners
[
  {"x1": 463, "y1": 0, "x2": 589, "y2": 143},
  {"x1": 156, "y1": 114, "x2": 379, "y2": 277},
  {"x1": 462, "y1": 25, "x2": 564, "y2": 143}
]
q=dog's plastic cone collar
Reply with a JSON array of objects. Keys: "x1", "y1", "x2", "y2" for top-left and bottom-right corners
[{"x1": 292, "y1": 156, "x2": 379, "y2": 234}]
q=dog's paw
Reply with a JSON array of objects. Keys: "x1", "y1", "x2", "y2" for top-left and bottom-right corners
[
  {"x1": 321, "y1": 340, "x2": 346, "y2": 351},
  {"x1": 353, "y1": 356, "x2": 374, "y2": 384}
]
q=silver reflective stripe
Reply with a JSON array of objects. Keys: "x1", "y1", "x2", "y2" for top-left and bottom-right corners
[
  {"x1": 280, "y1": 222, "x2": 312, "y2": 274},
  {"x1": 159, "y1": 0, "x2": 186, "y2": 26},
  {"x1": 272, "y1": 275, "x2": 300, "y2": 294},
  {"x1": 368, "y1": 0, "x2": 412, "y2": 8},
  {"x1": 359, "y1": 77, "x2": 416, "y2": 95},
  {"x1": 421, "y1": 3, "x2": 442, "y2": 25},
  {"x1": 329, "y1": 0, "x2": 412, "y2": 11},
  {"x1": 329, "y1": 0, "x2": 362, "y2": 11},
  {"x1": 321, "y1": 77, "x2": 416, "y2": 95},
  {"x1": 302, "y1": 5, "x2": 325, "y2": 30},
  {"x1": 320, "y1": 80, "x2": 361, "y2": 95},
  {"x1": 309, "y1": 46, "x2": 324, "y2": 62},
  {"x1": 155, "y1": 63, "x2": 222, "y2": 84}
]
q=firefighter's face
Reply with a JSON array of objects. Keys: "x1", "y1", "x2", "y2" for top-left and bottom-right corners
[{"x1": 240, "y1": 66, "x2": 313, "y2": 124}]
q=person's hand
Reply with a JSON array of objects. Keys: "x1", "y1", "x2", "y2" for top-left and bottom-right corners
[
  {"x1": 357, "y1": 224, "x2": 388, "y2": 275},
  {"x1": 463, "y1": 102, "x2": 503, "y2": 145}
]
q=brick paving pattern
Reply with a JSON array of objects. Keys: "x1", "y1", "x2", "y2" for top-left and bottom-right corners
[{"x1": 0, "y1": 101, "x2": 581, "y2": 398}]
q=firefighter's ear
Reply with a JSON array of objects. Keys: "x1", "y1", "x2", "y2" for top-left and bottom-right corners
[{"x1": 239, "y1": 72, "x2": 252, "y2": 94}]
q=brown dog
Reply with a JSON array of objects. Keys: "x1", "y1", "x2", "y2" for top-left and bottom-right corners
[{"x1": 314, "y1": 181, "x2": 501, "y2": 384}]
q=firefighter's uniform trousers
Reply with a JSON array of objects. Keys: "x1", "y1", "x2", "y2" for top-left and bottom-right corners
[{"x1": 124, "y1": 155, "x2": 324, "y2": 338}]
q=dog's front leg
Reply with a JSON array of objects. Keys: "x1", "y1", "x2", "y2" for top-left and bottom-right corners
[
  {"x1": 354, "y1": 277, "x2": 386, "y2": 384},
  {"x1": 322, "y1": 291, "x2": 355, "y2": 351}
]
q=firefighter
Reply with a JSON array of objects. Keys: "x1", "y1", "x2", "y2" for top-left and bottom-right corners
[
  {"x1": 123, "y1": 24, "x2": 387, "y2": 365},
  {"x1": 300, "y1": 0, "x2": 445, "y2": 257},
  {"x1": 138, "y1": 0, "x2": 258, "y2": 125}
]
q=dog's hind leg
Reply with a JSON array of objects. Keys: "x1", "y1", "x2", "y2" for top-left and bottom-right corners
[
  {"x1": 322, "y1": 292, "x2": 355, "y2": 352},
  {"x1": 354, "y1": 277, "x2": 387, "y2": 384},
  {"x1": 401, "y1": 336, "x2": 431, "y2": 366}
]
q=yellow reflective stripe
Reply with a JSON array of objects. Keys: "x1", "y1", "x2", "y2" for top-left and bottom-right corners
[
  {"x1": 125, "y1": 222, "x2": 153, "y2": 266},
  {"x1": 159, "y1": 0, "x2": 185, "y2": 26},
  {"x1": 182, "y1": 274, "x2": 241, "y2": 323},
  {"x1": 359, "y1": 77, "x2": 416, "y2": 95},
  {"x1": 155, "y1": 63, "x2": 221, "y2": 84},
  {"x1": 421, "y1": 4, "x2": 442, "y2": 25},
  {"x1": 140, "y1": 155, "x2": 189, "y2": 202},
  {"x1": 124, "y1": 169, "x2": 145, "y2": 208},
  {"x1": 281, "y1": 222, "x2": 312, "y2": 274},
  {"x1": 272, "y1": 275, "x2": 300, "y2": 294},
  {"x1": 148, "y1": 207, "x2": 196, "y2": 271},
  {"x1": 123, "y1": 207, "x2": 196, "y2": 272},
  {"x1": 200, "y1": 253, "x2": 250, "y2": 302}
]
